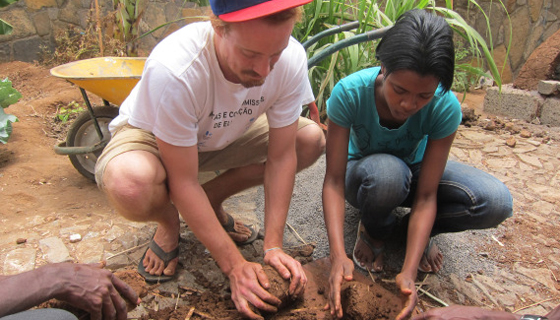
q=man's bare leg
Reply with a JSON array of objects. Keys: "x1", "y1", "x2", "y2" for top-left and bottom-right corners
[
  {"x1": 202, "y1": 123, "x2": 325, "y2": 241},
  {"x1": 102, "y1": 150, "x2": 180, "y2": 276}
]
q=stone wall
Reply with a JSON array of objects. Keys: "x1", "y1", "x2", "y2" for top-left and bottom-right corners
[
  {"x1": 0, "y1": 0, "x2": 206, "y2": 62},
  {"x1": 0, "y1": 0, "x2": 558, "y2": 85},
  {"x1": 454, "y1": 0, "x2": 559, "y2": 84}
]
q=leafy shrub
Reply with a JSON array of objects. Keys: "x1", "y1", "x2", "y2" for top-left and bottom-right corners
[{"x1": 0, "y1": 79, "x2": 21, "y2": 144}]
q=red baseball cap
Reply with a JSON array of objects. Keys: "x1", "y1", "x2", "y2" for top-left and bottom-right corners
[{"x1": 210, "y1": 0, "x2": 313, "y2": 22}]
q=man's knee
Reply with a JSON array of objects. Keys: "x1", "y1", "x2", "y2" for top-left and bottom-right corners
[
  {"x1": 296, "y1": 123, "x2": 325, "y2": 169},
  {"x1": 102, "y1": 153, "x2": 167, "y2": 218}
]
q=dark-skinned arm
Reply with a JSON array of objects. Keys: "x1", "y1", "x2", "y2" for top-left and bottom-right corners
[
  {"x1": 0, "y1": 263, "x2": 140, "y2": 320},
  {"x1": 396, "y1": 132, "x2": 457, "y2": 320},
  {"x1": 322, "y1": 120, "x2": 354, "y2": 318}
]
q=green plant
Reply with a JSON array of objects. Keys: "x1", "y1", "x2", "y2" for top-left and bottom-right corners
[
  {"x1": 0, "y1": 78, "x2": 21, "y2": 144},
  {"x1": 113, "y1": 0, "x2": 146, "y2": 56},
  {"x1": 56, "y1": 101, "x2": 85, "y2": 123},
  {"x1": 294, "y1": 1, "x2": 381, "y2": 118},
  {"x1": 294, "y1": 0, "x2": 510, "y2": 119},
  {"x1": 453, "y1": 42, "x2": 484, "y2": 93},
  {"x1": 0, "y1": 0, "x2": 18, "y2": 35}
]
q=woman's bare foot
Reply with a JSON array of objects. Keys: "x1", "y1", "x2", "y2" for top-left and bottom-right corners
[
  {"x1": 353, "y1": 222, "x2": 384, "y2": 272},
  {"x1": 418, "y1": 239, "x2": 443, "y2": 273}
]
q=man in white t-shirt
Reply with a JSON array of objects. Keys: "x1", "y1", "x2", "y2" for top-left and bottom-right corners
[{"x1": 94, "y1": 0, "x2": 325, "y2": 318}]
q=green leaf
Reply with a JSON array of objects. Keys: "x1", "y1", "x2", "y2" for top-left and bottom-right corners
[
  {"x1": 0, "y1": 78, "x2": 20, "y2": 144},
  {"x1": 0, "y1": 19, "x2": 13, "y2": 35},
  {"x1": 0, "y1": 78, "x2": 22, "y2": 109},
  {"x1": 0, "y1": 105, "x2": 18, "y2": 144},
  {"x1": 0, "y1": 0, "x2": 18, "y2": 8}
]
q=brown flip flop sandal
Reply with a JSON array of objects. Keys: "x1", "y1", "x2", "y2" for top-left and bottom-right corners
[{"x1": 223, "y1": 213, "x2": 258, "y2": 245}]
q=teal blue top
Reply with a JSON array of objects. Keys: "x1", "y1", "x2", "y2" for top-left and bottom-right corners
[{"x1": 326, "y1": 67, "x2": 462, "y2": 165}]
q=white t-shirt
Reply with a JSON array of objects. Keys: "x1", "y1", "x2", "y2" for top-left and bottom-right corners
[{"x1": 110, "y1": 21, "x2": 314, "y2": 152}]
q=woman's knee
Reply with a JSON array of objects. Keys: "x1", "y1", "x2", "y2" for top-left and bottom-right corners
[{"x1": 346, "y1": 154, "x2": 411, "y2": 207}]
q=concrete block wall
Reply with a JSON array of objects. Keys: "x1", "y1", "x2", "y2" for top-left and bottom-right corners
[{"x1": 484, "y1": 81, "x2": 560, "y2": 126}]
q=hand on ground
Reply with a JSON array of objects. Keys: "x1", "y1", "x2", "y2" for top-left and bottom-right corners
[
  {"x1": 411, "y1": 305, "x2": 498, "y2": 320},
  {"x1": 324, "y1": 256, "x2": 354, "y2": 318},
  {"x1": 263, "y1": 248, "x2": 307, "y2": 297},
  {"x1": 395, "y1": 273, "x2": 418, "y2": 320},
  {"x1": 53, "y1": 263, "x2": 140, "y2": 320},
  {"x1": 228, "y1": 260, "x2": 282, "y2": 320}
]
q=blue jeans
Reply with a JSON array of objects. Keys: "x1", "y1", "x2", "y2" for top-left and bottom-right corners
[
  {"x1": 1, "y1": 309, "x2": 78, "y2": 320},
  {"x1": 345, "y1": 154, "x2": 513, "y2": 240}
]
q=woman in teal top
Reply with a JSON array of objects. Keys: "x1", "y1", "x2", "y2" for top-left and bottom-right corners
[{"x1": 322, "y1": 9, "x2": 513, "y2": 319}]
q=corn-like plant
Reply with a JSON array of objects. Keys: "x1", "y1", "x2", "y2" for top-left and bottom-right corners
[{"x1": 113, "y1": 0, "x2": 146, "y2": 56}]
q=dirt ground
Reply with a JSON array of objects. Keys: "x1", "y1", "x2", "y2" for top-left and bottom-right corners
[{"x1": 1, "y1": 61, "x2": 560, "y2": 319}]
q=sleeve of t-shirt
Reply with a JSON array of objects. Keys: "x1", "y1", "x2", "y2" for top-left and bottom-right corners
[
  {"x1": 326, "y1": 78, "x2": 356, "y2": 129},
  {"x1": 428, "y1": 89, "x2": 462, "y2": 140},
  {"x1": 265, "y1": 40, "x2": 314, "y2": 128},
  {"x1": 128, "y1": 59, "x2": 200, "y2": 147}
]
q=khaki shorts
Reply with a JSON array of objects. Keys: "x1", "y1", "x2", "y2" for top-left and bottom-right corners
[{"x1": 94, "y1": 115, "x2": 316, "y2": 188}]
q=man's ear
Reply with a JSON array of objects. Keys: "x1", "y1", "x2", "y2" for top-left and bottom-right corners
[{"x1": 212, "y1": 24, "x2": 226, "y2": 38}]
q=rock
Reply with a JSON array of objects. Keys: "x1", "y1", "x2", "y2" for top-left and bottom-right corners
[
  {"x1": 483, "y1": 121, "x2": 496, "y2": 131},
  {"x1": 520, "y1": 129, "x2": 532, "y2": 138},
  {"x1": 39, "y1": 236, "x2": 72, "y2": 263},
  {"x1": 537, "y1": 80, "x2": 560, "y2": 96},
  {"x1": 3, "y1": 248, "x2": 36, "y2": 275},
  {"x1": 461, "y1": 106, "x2": 478, "y2": 124},
  {"x1": 69, "y1": 233, "x2": 82, "y2": 243},
  {"x1": 506, "y1": 136, "x2": 517, "y2": 147},
  {"x1": 16, "y1": 238, "x2": 27, "y2": 244}
]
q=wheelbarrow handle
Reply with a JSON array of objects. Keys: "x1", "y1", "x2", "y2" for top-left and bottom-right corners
[
  {"x1": 302, "y1": 21, "x2": 360, "y2": 50},
  {"x1": 307, "y1": 26, "x2": 391, "y2": 69}
]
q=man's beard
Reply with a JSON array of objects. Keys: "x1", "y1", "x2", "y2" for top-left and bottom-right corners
[
  {"x1": 241, "y1": 78, "x2": 265, "y2": 88},
  {"x1": 239, "y1": 67, "x2": 273, "y2": 88}
]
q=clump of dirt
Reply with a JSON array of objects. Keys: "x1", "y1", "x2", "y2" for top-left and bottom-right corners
[
  {"x1": 262, "y1": 265, "x2": 300, "y2": 309},
  {"x1": 341, "y1": 281, "x2": 401, "y2": 320},
  {"x1": 114, "y1": 269, "x2": 149, "y2": 310}
]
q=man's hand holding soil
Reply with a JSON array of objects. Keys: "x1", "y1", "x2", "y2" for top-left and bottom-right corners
[{"x1": 263, "y1": 247, "x2": 307, "y2": 297}]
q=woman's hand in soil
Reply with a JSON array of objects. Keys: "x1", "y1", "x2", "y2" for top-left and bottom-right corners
[
  {"x1": 264, "y1": 248, "x2": 307, "y2": 297},
  {"x1": 228, "y1": 260, "x2": 281, "y2": 319},
  {"x1": 395, "y1": 273, "x2": 418, "y2": 320},
  {"x1": 325, "y1": 256, "x2": 354, "y2": 318},
  {"x1": 53, "y1": 263, "x2": 140, "y2": 320}
]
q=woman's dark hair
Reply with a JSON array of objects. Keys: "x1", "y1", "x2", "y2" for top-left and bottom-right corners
[{"x1": 376, "y1": 9, "x2": 455, "y2": 92}]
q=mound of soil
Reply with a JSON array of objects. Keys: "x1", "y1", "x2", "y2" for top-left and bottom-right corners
[
  {"x1": 139, "y1": 258, "x2": 406, "y2": 320},
  {"x1": 262, "y1": 265, "x2": 299, "y2": 309},
  {"x1": 341, "y1": 281, "x2": 401, "y2": 320}
]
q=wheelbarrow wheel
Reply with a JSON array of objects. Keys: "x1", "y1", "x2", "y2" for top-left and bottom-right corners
[{"x1": 67, "y1": 106, "x2": 119, "y2": 181}]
